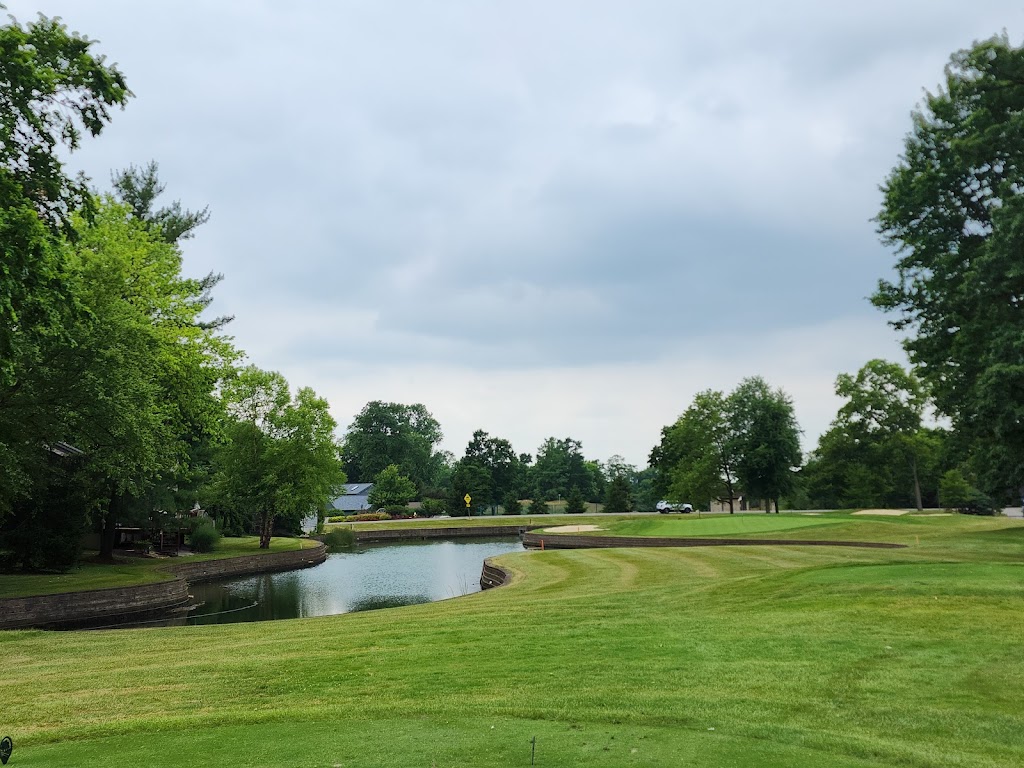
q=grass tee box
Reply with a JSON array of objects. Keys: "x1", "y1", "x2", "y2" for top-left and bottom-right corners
[{"x1": 3, "y1": 514, "x2": 1024, "y2": 767}]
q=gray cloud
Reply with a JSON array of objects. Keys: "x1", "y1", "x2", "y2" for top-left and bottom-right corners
[{"x1": 9, "y1": 0, "x2": 1023, "y2": 459}]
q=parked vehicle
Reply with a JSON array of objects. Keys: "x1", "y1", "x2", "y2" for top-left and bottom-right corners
[{"x1": 656, "y1": 500, "x2": 693, "y2": 514}]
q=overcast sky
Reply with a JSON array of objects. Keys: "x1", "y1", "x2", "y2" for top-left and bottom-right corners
[{"x1": 9, "y1": 1, "x2": 1022, "y2": 469}]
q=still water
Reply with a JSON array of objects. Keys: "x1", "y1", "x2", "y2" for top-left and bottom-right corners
[{"x1": 185, "y1": 537, "x2": 524, "y2": 626}]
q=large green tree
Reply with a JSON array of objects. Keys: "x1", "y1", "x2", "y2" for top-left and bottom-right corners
[
  {"x1": 215, "y1": 367, "x2": 345, "y2": 548},
  {"x1": 802, "y1": 361, "x2": 948, "y2": 510},
  {"x1": 875, "y1": 34, "x2": 1024, "y2": 498},
  {"x1": 461, "y1": 430, "x2": 519, "y2": 513},
  {"x1": 533, "y1": 437, "x2": 594, "y2": 501},
  {"x1": 341, "y1": 401, "x2": 444, "y2": 491},
  {"x1": 728, "y1": 377, "x2": 802, "y2": 513},
  {"x1": 0, "y1": 11, "x2": 130, "y2": 520},
  {"x1": 650, "y1": 390, "x2": 738, "y2": 512}
]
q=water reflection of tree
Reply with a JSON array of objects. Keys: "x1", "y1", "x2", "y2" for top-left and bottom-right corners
[{"x1": 348, "y1": 594, "x2": 429, "y2": 612}]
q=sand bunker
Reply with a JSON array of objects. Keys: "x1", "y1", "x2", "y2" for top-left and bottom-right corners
[
  {"x1": 852, "y1": 509, "x2": 909, "y2": 516},
  {"x1": 542, "y1": 524, "x2": 604, "y2": 533}
]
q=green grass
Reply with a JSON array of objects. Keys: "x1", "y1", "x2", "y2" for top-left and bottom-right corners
[
  {"x1": 3, "y1": 515, "x2": 1024, "y2": 767},
  {"x1": 0, "y1": 536, "x2": 316, "y2": 598},
  {"x1": 600, "y1": 513, "x2": 844, "y2": 537}
]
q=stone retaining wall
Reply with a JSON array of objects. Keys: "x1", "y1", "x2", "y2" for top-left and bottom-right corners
[
  {"x1": 522, "y1": 533, "x2": 907, "y2": 550},
  {"x1": 354, "y1": 524, "x2": 543, "y2": 542},
  {"x1": 0, "y1": 579, "x2": 191, "y2": 631},
  {"x1": 0, "y1": 542, "x2": 327, "y2": 630},
  {"x1": 479, "y1": 559, "x2": 511, "y2": 590},
  {"x1": 168, "y1": 542, "x2": 327, "y2": 583}
]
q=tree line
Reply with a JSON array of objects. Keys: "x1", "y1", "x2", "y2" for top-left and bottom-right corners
[{"x1": 338, "y1": 400, "x2": 657, "y2": 516}]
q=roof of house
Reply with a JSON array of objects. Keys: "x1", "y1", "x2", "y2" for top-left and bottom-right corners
[
  {"x1": 340, "y1": 483, "x2": 373, "y2": 495},
  {"x1": 330, "y1": 483, "x2": 374, "y2": 512}
]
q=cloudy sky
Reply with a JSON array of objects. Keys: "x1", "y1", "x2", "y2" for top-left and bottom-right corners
[{"x1": 9, "y1": 1, "x2": 1022, "y2": 468}]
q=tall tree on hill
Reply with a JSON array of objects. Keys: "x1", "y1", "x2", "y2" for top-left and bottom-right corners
[{"x1": 875, "y1": 34, "x2": 1024, "y2": 498}]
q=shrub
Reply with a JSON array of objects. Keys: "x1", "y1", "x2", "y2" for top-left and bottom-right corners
[
  {"x1": 322, "y1": 528, "x2": 355, "y2": 551},
  {"x1": 418, "y1": 499, "x2": 446, "y2": 517},
  {"x1": 527, "y1": 498, "x2": 548, "y2": 515},
  {"x1": 342, "y1": 512, "x2": 391, "y2": 522},
  {"x1": 187, "y1": 520, "x2": 221, "y2": 553},
  {"x1": 939, "y1": 469, "x2": 997, "y2": 515},
  {"x1": 383, "y1": 504, "x2": 413, "y2": 519}
]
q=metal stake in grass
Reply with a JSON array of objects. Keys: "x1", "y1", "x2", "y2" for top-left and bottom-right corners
[{"x1": 530, "y1": 735, "x2": 536, "y2": 765}]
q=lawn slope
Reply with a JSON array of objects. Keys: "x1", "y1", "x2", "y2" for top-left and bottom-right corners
[{"x1": 3, "y1": 515, "x2": 1023, "y2": 767}]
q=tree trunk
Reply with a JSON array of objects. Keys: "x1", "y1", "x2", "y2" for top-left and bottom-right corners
[
  {"x1": 910, "y1": 457, "x2": 923, "y2": 511},
  {"x1": 724, "y1": 472, "x2": 735, "y2": 514},
  {"x1": 774, "y1": 498, "x2": 779, "y2": 514},
  {"x1": 259, "y1": 512, "x2": 273, "y2": 549},
  {"x1": 98, "y1": 492, "x2": 121, "y2": 561}
]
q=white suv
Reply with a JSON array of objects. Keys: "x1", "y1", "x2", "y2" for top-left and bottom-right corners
[{"x1": 656, "y1": 500, "x2": 693, "y2": 514}]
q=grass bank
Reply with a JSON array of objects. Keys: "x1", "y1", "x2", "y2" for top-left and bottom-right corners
[
  {"x1": 4, "y1": 515, "x2": 1024, "y2": 766},
  {"x1": 0, "y1": 536, "x2": 317, "y2": 598}
]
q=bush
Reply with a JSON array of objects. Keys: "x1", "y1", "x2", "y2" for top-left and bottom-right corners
[
  {"x1": 187, "y1": 520, "x2": 221, "y2": 553},
  {"x1": 418, "y1": 499, "x2": 446, "y2": 517},
  {"x1": 527, "y1": 498, "x2": 548, "y2": 515},
  {"x1": 939, "y1": 469, "x2": 997, "y2": 515},
  {"x1": 383, "y1": 504, "x2": 414, "y2": 519},
  {"x1": 322, "y1": 528, "x2": 355, "y2": 551},
  {"x1": 339, "y1": 511, "x2": 390, "y2": 522}
]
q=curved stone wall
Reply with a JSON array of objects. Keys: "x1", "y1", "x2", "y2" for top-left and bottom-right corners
[
  {"x1": 0, "y1": 579, "x2": 191, "y2": 631},
  {"x1": 479, "y1": 558, "x2": 511, "y2": 590},
  {"x1": 168, "y1": 542, "x2": 327, "y2": 583},
  {"x1": 0, "y1": 541, "x2": 327, "y2": 630},
  {"x1": 353, "y1": 524, "x2": 542, "y2": 542}
]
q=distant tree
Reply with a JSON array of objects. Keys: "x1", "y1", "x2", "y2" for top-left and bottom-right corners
[
  {"x1": 214, "y1": 367, "x2": 345, "y2": 548},
  {"x1": 368, "y1": 465, "x2": 417, "y2": 508},
  {"x1": 463, "y1": 430, "x2": 519, "y2": 513},
  {"x1": 528, "y1": 497, "x2": 548, "y2": 515},
  {"x1": 874, "y1": 34, "x2": 1024, "y2": 498},
  {"x1": 502, "y1": 492, "x2": 522, "y2": 516},
  {"x1": 603, "y1": 474, "x2": 632, "y2": 514},
  {"x1": 533, "y1": 437, "x2": 593, "y2": 501},
  {"x1": 447, "y1": 460, "x2": 490, "y2": 517},
  {"x1": 833, "y1": 360, "x2": 929, "y2": 509},
  {"x1": 650, "y1": 390, "x2": 738, "y2": 512},
  {"x1": 341, "y1": 401, "x2": 444, "y2": 491},
  {"x1": 728, "y1": 377, "x2": 802, "y2": 513},
  {"x1": 632, "y1": 467, "x2": 659, "y2": 512},
  {"x1": 565, "y1": 485, "x2": 587, "y2": 515}
]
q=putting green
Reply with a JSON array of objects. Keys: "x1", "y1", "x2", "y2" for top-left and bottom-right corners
[{"x1": 603, "y1": 514, "x2": 842, "y2": 538}]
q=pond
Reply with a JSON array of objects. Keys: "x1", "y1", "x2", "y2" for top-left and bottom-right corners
[{"x1": 183, "y1": 537, "x2": 525, "y2": 626}]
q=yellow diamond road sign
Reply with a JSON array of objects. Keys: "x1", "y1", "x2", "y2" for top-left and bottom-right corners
[{"x1": 464, "y1": 493, "x2": 472, "y2": 506}]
